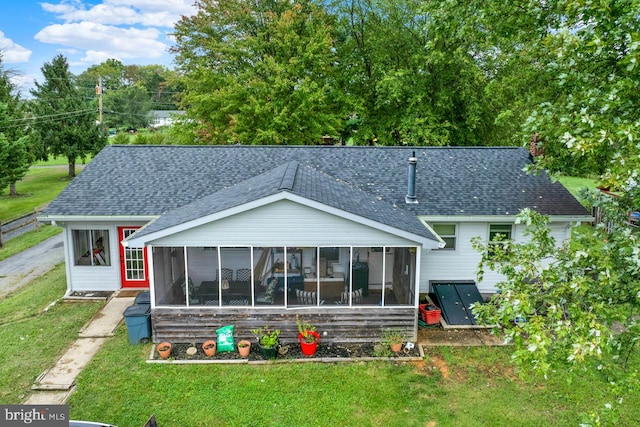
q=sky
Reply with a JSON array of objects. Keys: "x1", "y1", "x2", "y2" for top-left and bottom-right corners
[{"x1": 0, "y1": 0, "x2": 197, "y2": 94}]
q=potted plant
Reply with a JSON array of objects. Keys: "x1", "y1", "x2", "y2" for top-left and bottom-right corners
[
  {"x1": 252, "y1": 325, "x2": 280, "y2": 359},
  {"x1": 156, "y1": 342, "x2": 172, "y2": 359},
  {"x1": 202, "y1": 340, "x2": 217, "y2": 357},
  {"x1": 237, "y1": 339, "x2": 251, "y2": 357},
  {"x1": 381, "y1": 328, "x2": 405, "y2": 353},
  {"x1": 297, "y1": 316, "x2": 320, "y2": 356}
]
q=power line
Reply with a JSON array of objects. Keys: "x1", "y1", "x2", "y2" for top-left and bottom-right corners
[{"x1": 0, "y1": 109, "x2": 97, "y2": 131}]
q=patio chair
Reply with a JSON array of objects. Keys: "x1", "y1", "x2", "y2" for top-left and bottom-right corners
[
  {"x1": 339, "y1": 288, "x2": 363, "y2": 305},
  {"x1": 296, "y1": 289, "x2": 319, "y2": 305},
  {"x1": 235, "y1": 268, "x2": 252, "y2": 282},
  {"x1": 215, "y1": 268, "x2": 233, "y2": 281}
]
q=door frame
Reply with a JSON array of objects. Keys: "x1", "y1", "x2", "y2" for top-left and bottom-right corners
[{"x1": 118, "y1": 226, "x2": 150, "y2": 288}]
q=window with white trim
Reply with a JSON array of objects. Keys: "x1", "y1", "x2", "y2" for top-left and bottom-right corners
[
  {"x1": 488, "y1": 224, "x2": 512, "y2": 256},
  {"x1": 432, "y1": 223, "x2": 456, "y2": 250},
  {"x1": 73, "y1": 229, "x2": 110, "y2": 266}
]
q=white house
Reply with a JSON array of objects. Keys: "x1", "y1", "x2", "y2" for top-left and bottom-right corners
[{"x1": 38, "y1": 145, "x2": 591, "y2": 342}]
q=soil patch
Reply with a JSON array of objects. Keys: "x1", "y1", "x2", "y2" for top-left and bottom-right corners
[{"x1": 154, "y1": 341, "x2": 422, "y2": 362}]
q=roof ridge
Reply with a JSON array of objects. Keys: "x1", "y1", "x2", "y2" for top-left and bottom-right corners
[{"x1": 279, "y1": 161, "x2": 299, "y2": 190}]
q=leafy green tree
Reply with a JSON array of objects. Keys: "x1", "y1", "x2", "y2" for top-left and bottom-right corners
[
  {"x1": 468, "y1": 2, "x2": 640, "y2": 421},
  {"x1": 521, "y1": 0, "x2": 640, "y2": 180},
  {"x1": 76, "y1": 58, "x2": 126, "y2": 96},
  {"x1": 103, "y1": 85, "x2": 152, "y2": 129},
  {"x1": 172, "y1": 0, "x2": 346, "y2": 144},
  {"x1": 472, "y1": 204, "x2": 639, "y2": 424},
  {"x1": 332, "y1": 0, "x2": 512, "y2": 146},
  {"x1": 30, "y1": 54, "x2": 107, "y2": 177},
  {"x1": 124, "y1": 65, "x2": 182, "y2": 110},
  {"x1": 0, "y1": 54, "x2": 31, "y2": 196},
  {"x1": 76, "y1": 60, "x2": 177, "y2": 130}
]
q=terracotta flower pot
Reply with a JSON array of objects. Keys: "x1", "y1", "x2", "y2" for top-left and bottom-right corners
[
  {"x1": 157, "y1": 342, "x2": 172, "y2": 359},
  {"x1": 202, "y1": 340, "x2": 217, "y2": 357},
  {"x1": 298, "y1": 331, "x2": 320, "y2": 356},
  {"x1": 390, "y1": 342, "x2": 402, "y2": 353},
  {"x1": 237, "y1": 339, "x2": 251, "y2": 357}
]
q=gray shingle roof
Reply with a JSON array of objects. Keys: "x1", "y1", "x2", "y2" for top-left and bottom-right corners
[
  {"x1": 135, "y1": 160, "x2": 433, "y2": 240},
  {"x1": 41, "y1": 145, "x2": 589, "y2": 238}
]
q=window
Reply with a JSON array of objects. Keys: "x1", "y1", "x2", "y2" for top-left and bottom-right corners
[
  {"x1": 73, "y1": 229, "x2": 110, "y2": 266},
  {"x1": 432, "y1": 224, "x2": 456, "y2": 250},
  {"x1": 488, "y1": 224, "x2": 512, "y2": 256}
]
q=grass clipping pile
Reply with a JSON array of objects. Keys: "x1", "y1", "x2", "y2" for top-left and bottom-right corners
[{"x1": 155, "y1": 341, "x2": 421, "y2": 361}]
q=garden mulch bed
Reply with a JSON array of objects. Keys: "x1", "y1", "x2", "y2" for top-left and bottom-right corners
[{"x1": 148, "y1": 341, "x2": 424, "y2": 364}]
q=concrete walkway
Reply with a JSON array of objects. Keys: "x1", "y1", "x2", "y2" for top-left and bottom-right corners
[{"x1": 24, "y1": 294, "x2": 135, "y2": 405}]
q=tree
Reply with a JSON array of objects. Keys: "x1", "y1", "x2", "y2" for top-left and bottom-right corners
[
  {"x1": 123, "y1": 64, "x2": 182, "y2": 110},
  {"x1": 30, "y1": 54, "x2": 107, "y2": 177},
  {"x1": 521, "y1": 0, "x2": 640, "y2": 180},
  {"x1": 103, "y1": 85, "x2": 152, "y2": 129},
  {"x1": 172, "y1": 0, "x2": 346, "y2": 144},
  {"x1": 331, "y1": 0, "x2": 543, "y2": 146},
  {"x1": 0, "y1": 54, "x2": 31, "y2": 196},
  {"x1": 0, "y1": 130, "x2": 29, "y2": 196},
  {"x1": 468, "y1": 1, "x2": 640, "y2": 421}
]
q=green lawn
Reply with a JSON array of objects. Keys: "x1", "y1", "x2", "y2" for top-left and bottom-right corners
[
  {"x1": 1, "y1": 266, "x2": 635, "y2": 426},
  {"x1": 0, "y1": 166, "x2": 75, "y2": 222},
  {"x1": 67, "y1": 331, "x2": 639, "y2": 427},
  {"x1": 556, "y1": 175, "x2": 599, "y2": 199},
  {"x1": 0, "y1": 264, "x2": 103, "y2": 403}
]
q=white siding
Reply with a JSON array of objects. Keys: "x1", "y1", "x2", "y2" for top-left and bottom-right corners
[
  {"x1": 150, "y1": 200, "x2": 418, "y2": 247},
  {"x1": 62, "y1": 220, "x2": 148, "y2": 292},
  {"x1": 420, "y1": 221, "x2": 573, "y2": 295}
]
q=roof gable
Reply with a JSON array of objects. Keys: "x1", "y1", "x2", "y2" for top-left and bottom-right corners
[{"x1": 130, "y1": 160, "x2": 437, "y2": 244}]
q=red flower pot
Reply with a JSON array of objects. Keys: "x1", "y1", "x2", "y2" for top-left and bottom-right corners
[{"x1": 298, "y1": 331, "x2": 320, "y2": 356}]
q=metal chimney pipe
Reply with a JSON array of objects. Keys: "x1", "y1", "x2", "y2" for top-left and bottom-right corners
[{"x1": 405, "y1": 152, "x2": 418, "y2": 204}]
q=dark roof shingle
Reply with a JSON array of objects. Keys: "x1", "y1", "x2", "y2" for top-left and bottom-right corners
[{"x1": 42, "y1": 145, "x2": 589, "y2": 239}]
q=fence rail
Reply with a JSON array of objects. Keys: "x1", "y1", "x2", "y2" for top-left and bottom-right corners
[{"x1": 0, "y1": 205, "x2": 48, "y2": 247}]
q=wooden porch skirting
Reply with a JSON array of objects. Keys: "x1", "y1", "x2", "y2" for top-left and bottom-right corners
[{"x1": 151, "y1": 307, "x2": 417, "y2": 344}]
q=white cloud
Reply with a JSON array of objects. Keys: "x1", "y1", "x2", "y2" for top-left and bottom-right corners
[
  {"x1": 0, "y1": 31, "x2": 32, "y2": 63},
  {"x1": 35, "y1": 22, "x2": 167, "y2": 61},
  {"x1": 41, "y1": 0, "x2": 195, "y2": 28}
]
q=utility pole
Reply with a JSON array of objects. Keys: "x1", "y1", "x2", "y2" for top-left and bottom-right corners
[{"x1": 96, "y1": 76, "x2": 103, "y2": 124}]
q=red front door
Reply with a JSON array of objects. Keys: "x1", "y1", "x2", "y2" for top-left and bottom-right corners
[{"x1": 118, "y1": 227, "x2": 149, "y2": 288}]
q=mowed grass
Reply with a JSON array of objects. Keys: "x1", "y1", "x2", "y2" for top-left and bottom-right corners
[
  {"x1": 68, "y1": 333, "x2": 640, "y2": 426},
  {"x1": 0, "y1": 166, "x2": 76, "y2": 222},
  {"x1": 556, "y1": 175, "x2": 599, "y2": 199},
  {"x1": 0, "y1": 264, "x2": 103, "y2": 403}
]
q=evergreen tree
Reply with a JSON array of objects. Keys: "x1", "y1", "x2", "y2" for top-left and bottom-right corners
[
  {"x1": 0, "y1": 54, "x2": 31, "y2": 196},
  {"x1": 30, "y1": 54, "x2": 107, "y2": 177}
]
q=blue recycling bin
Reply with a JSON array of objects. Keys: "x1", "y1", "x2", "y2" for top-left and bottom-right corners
[
  {"x1": 123, "y1": 304, "x2": 151, "y2": 344},
  {"x1": 134, "y1": 291, "x2": 150, "y2": 305}
]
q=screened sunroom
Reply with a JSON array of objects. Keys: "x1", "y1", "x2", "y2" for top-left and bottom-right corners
[{"x1": 152, "y1": 245, "x2": 417, "y2": 309}]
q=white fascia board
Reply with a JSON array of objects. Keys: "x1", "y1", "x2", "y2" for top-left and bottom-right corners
[
  {"x1": 125, "y1": 192, "x2": 440, "y2": 249},
  {"x1": 420, "y1": 214, "x2": 594, "y2": 223},
  {"x1": 36, "y1": 214, "x2": 158, "y2": 224},
  {"x1": 124, "y1": 194, "x2": 287, "y2": 247}
]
